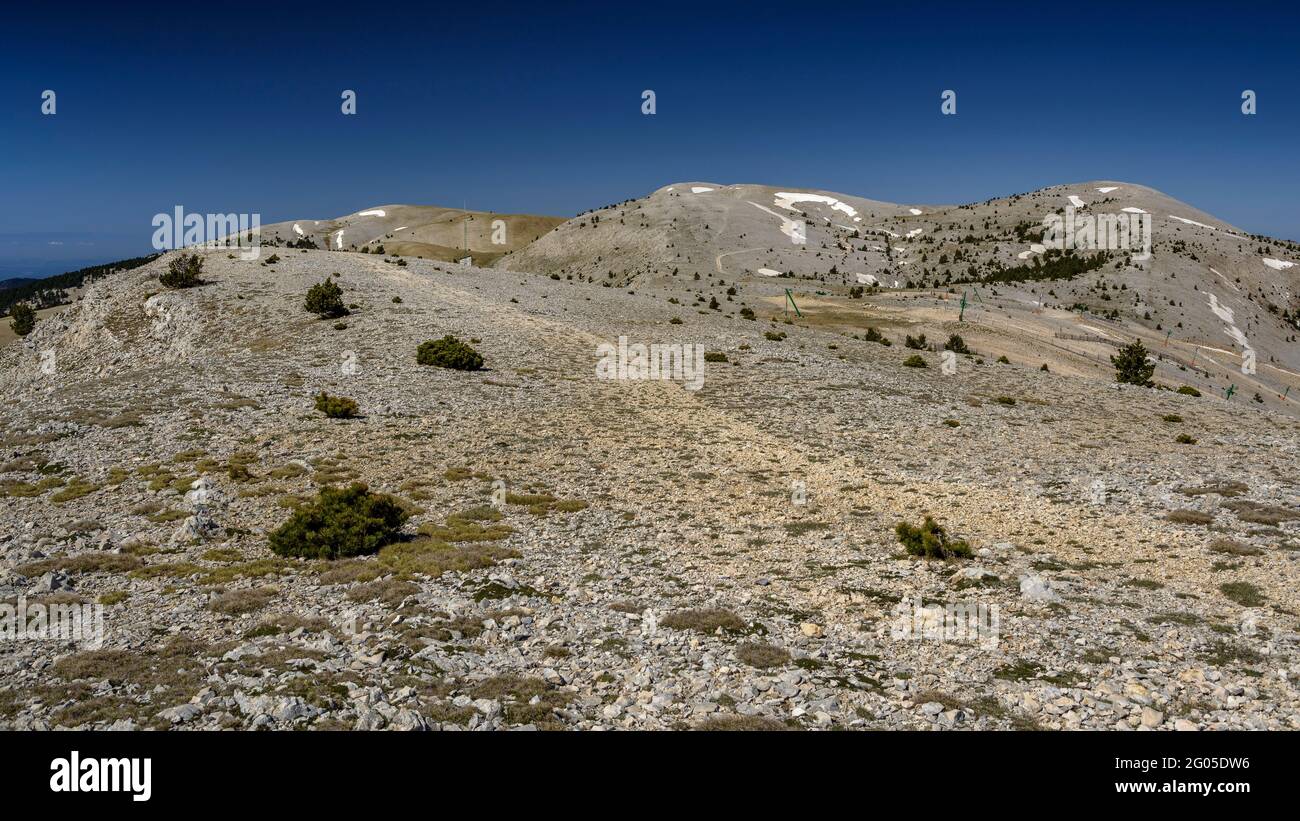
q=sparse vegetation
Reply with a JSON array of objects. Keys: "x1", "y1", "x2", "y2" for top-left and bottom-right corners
[
  {"x1": 895, "y1": 517, "x2": 972, "y2": 559},
  {"x1": 7, "y1": 303, "x2": 36, "y2": 337},
  {"x1": 159, "y1": 253, "x2": 203, "y2": 289},
  {"x1": 416, "y1": 335, "x2": 484, "y2": 371},
  {"x1": 314, "y1": 392, "x2": 359, "y2": 419},
  {"x1": 304, "y1": 278, "x2": 348, "y2": 318},
  {"x1": 268, "y1": 483, "x2": 408, "y2": 559}
]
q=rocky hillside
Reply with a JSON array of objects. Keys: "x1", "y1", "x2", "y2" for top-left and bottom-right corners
[
  {"x1": 260, "y1": 204, "x2": 564, "y2": 267},
  {"x1": 498, "y1": 181, "x2": 1300, "y2": 416},
  {"x1": 2, "y1": 243, "x2": 1298, "y2": 731}
]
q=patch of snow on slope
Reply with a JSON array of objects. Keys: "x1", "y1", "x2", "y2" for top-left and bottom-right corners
[
  {"x1": 1263, "y1": 258, "x2": 1295, "y2": 270},
  {"x1": 1170, "y1": 215, "x2": 1217, "y2": 230},
  {"x1": 909, "y1": 208, "x2": 923, "y2": 215},
  {"x1": 333, "y1": 230, "x2": 345, "y2": 249},
  {"x1": 357, "y1": 209, "x2": 386, "y2": 217},
  {"x1": 691, "y1": 187, "x2": 714, "y2": 194},
  {"x1": 856, "y1": 273, "x2": 879, "y2": 285},
  {"x1": 1209, "y1": 267, "x2": 1240, "y2": 292},
  {"x1": 292, "y1": 224, "x2": 304, "y2": 236},
  {"x1": 773, "y1": 192, "x2": 858, "y2": 218},
  {"x1": 906, "y1": 228, "x2": 923, "y2": 238},
  {"x1": 1096, "y1": 186, "x2": 1119, "y2": 193},
  {"x1": 748, "y1": 201, "x2": 803, "y2": 242},
  {"x1": 1068, "y1": 195, "x2": 1087, "y2": 208},
  {"x1": 756, "y1": 268, "x2": 782, "y2": 277}
]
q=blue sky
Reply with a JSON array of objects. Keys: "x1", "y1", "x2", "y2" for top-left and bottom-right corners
[{"x1": 2, "y1": 0, "x2": 1297, "y2": 277}]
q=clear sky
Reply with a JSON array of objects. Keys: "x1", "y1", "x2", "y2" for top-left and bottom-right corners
[{"x1": 2, "y1": 0, "x2": 1297, "y2": 277}]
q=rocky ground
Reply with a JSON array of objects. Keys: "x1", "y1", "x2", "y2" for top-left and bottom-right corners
[{"x1": 1, "y1": 246, "x2": 1298, "y2": 731}]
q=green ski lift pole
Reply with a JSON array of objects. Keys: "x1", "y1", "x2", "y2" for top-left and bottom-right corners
[{"x1": 784, "y1": 289, "x2": 803, "y2": 318}]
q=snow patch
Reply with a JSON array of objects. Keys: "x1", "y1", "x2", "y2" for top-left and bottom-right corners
[
  {"x1": 333, "y1": 230, "x2": 345, "y2": 249},
  {"x1": 691, "y1": 187, "x2": 714, "y2": 194},
  {"x1": 292, "y1": 223, "x2": 304, "y2": 236},
  {"x1": 1096, "y1": 186, "x2": 1119, "y2": 193},
  {"x1": 756, "y1": 268, "x2": 782, "y2": 277},
  {"x1": 1068, "y1": 195, "x2": 1087, "y2": 208},
  {"x1": 856, "y1": 273, "x2": 879, "y2": 285},
  {"x1": 1263, "y1": 258, "x2": 1295, "y2": 271},
  {"x1": 773, "y1": 192, "x2": 859, "y2": 218},
  {"x1": 1121, "y1": 207, "x2": 1147, "y2": 214},
  {"x1": 356, "y1": 209, "x2": 386, "y2": 217},
  {"x1": 908, "y1": 208, "x2": 923, "y2": 215},
  {"x1": 1170, "y1": 215, "x2": 1217, "y2": 230}
]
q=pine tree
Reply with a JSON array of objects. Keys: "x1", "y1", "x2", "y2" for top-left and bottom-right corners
[{"x1": 1111, "y1": 339, "x2": 1155, "y2": 386}]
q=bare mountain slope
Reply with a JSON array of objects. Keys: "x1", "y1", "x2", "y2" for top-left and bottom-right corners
[
  {"x1": 2, "y1": 247, "x2": 1299, "y2": 731},
  {"x1": 260, "y1": 204, "x2": 564, "y2": 266},
  {"x1": 496, "y1": 180, "x2": 1300, "y2": 414}
]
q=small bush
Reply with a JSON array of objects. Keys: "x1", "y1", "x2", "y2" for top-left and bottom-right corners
[
  {"x1": 304, "y1": 278, "x2": 348, "y2": 318},
  {"x1": 944, "y1": 334, "x2": 970, "y2": 354},
  {"x1": 660, "y1": 608, "x2": 746, "y2": 633},
  {"x1": 764, "y1": 330, "x2": 786, "y2": 342},
  {"x1": 736, "y1": 642, "x2": 790, "y2": 668},
  {"x1": 864, "y1": 327, "x2": 891, "y2": 346},
  {"x1": 207, "y1": 587, "x2": 276, "y2": 615},
  {"x1": 1175, "y1": 433, "x2": 1196, "y2": 445},
  {"x1": 1219, "y1": 581, "x2": 1266, "y2": 607},
  {"x1": 8, "y1": 303, "x2": 36, "y2": 337},
  {"x1": 314, "y1": 392, "x2": 359, "y2": 419},
  {"x1": 159, "y1": 253, "x2": 203, "y2": 288},
  {"x1": 416, "y1": 335, "x2": 484, "y2": 371},
  {"x1": 902, "y1": 354, "x2": 927, "y2": 368},
  {"x1": 904, "y1": 333, "x2": 927, "y2": 350},
  {"x1": 704, "y1": 351, "x2": 728, "y2": 363},
  {"x1": 268, "y1": 483, "x2": 408, "y2": 560},
  {"x1": 739, "y1": 307, "x2": 756, "y2": 320},
  {"x1": 996, "y1": 355, "x2": 1010, "y2": 364},
  {"x1": 1177, "y1": 385, "x2": 1201, "y2": 397},
  {"x1": 995, "y1": 396, "x2": 1016, "y2": 405},
  {"x1": 895, "y1": 516, "x2": 971, "y2": 559}
]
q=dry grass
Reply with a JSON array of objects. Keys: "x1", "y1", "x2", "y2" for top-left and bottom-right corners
[{"x1": 660, "y1": 608, "x2": 746, "y2": 633}]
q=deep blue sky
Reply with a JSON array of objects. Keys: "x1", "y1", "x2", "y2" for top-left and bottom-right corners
[{"x1": 2, "y1": 0, "x2": 1297, "y2": 277}]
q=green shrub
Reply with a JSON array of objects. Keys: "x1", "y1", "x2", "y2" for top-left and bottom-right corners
[
  {"x1": 864, "y1": 326, "x2": 891, "y2": 346},
  {"x1": 944, "y1": 334, "x2": 970, "y2": 354},
  {"x1": 1177, "y1": 385, "x2": 1201, "y2": 397},
  {"x1": 996, "y1": 355, "x2": 1010, "y2": 364},
  {"x1": 304, "y1": 278, "x2": 348, "y2": 318},
  {"x1": 739, "y1": 307, "x2": 756, "y2": 321},
  {"x1": 8, "y1": 303, "x2": 36, "y2": 337},
  {"x1": 902, "y1": 354, "x2": 927, "y2": 368},
  {"x1": 1175, "y1": 433, "x2": 1196, "y2": 445},
  {"x1": 904, "y1": 333, "x2": 927, "y2": 350},
  {"x1": 764, "y1": 330, "x2": 786, "y2": 342},
  {"x1": 314, "y1": 392, "x2": 359, "y2": 419},
  {"x1": 416, "y1": 335, "x2": 484, "y2": 371},
  {"x1": 895, "y1": 516, "x2": 972, "y2": 559},
  {"x1": 268, "y1": 483, "x2": 409, "y2": 560},
  {"x1": 704, "y1": 351, "x2": 728, "y2": 363},
  {"x1": 1111, "y1": 339, "x2": 1154, "y2": 386},
  {"x1": 159, "y1": 253, "x2": 203, "y2": 289}
]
